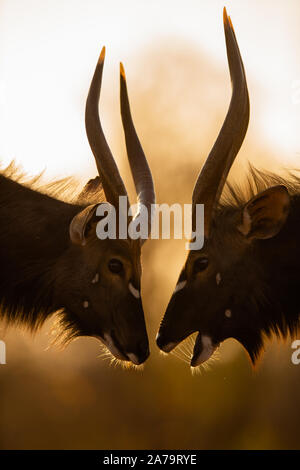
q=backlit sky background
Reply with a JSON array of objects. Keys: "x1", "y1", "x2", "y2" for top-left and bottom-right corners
[{"x1": 0, "y1": 0, "x2": 300, "y2": 180}]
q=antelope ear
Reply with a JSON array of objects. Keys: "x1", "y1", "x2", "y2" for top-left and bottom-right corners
[
  {"x1": 237, "y1": 185, "x2": 290, "y2": 240},
  {"x1": 69, "y1": 204, "x2": 98, "y2": 245}
]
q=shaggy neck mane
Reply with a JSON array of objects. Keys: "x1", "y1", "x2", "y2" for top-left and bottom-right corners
[{"x1": 0, "y1": 165, "x2": 93, "y2": 331}]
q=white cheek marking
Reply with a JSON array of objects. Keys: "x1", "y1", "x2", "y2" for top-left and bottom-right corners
[
  {"x1": 216, "y1": 272, "x2": 221, "y2": 285},
  {"x1": 83, "y1": 300, "x2": 89, "y2": 308},
  {"x1": 91, "y1": 273, "x2": 99, "y2": 284},
  {"x1": 225, "y1": 309, "x2": 232, "y2": 318},
  {"x1": 174, "y1": 280, "x2": 187, "y2": 294},
  {"x1": 129, "y1": 282, "x2": 140, "y2": 299}
]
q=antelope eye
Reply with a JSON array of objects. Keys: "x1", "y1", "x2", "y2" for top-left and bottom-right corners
[
  {"x1": 193, "y1": 257, "x2": 209, "y2": 273},
  {"x1": 108, "y1": 258, "x2": 123, "y2": 274}
]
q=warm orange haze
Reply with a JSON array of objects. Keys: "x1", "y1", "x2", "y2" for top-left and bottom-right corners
[{"x1": 0, "y1": 0, "x2": 300, "y2": 450}]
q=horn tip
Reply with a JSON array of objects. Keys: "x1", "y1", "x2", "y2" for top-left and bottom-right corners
[
  {"x1": 99, "y1": 46, "x2": 106, "y2": 64},
  {"x1": 223, "y1": 7, "x2": 234, "y2": 32},
  {"x1": 120, "y1": 62, "x2": 126, "y2": 80}
]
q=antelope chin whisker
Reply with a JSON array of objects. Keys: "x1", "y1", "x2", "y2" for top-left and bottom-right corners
[
  {"x1": 95, "y1": 337, "x2": 145, "y2": 370},
  {"x1": 169, "y1": 332, "x2": 199, "y2": 365},
  {"x1": 109, "y1": 355, "x2": 144, "y2": 372},
  {"x1": 159, "y1": 350, "x2": 169, "y2": 357},
  {"x1": 167, "y1": 332, "x2": 220, "y2": 373},
  {"x1": 190, "y1": 347, "x2": 221, "y2": 376}
]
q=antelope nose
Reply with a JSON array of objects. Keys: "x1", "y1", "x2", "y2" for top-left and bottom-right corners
[{"x1": 156, "y1": 331, "x2": 177, "y2": 353}]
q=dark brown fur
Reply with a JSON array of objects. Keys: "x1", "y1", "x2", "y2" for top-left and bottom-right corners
[{"x1": 0, "y1": 162, "x2": 100, "y2": 339}]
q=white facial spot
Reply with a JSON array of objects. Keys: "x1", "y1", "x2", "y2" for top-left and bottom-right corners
[
  {"x1": 91, "y1": 273, "x2": 99, "y2": 284},
  {"x1": 174, "y1": 280, "x2": 187, "y2": 294},
  {"x1": 83, "y1": 300, "x2": 89, "y2": 308},
  {"x1": 225, "y1": 309, "x2": 232, "y2": 318},
  {"x1": 129, "y1": 282, "x2": 140, "y2": 299},
  {"x1": 216, "y1": 272, "x2": 221, "y2": 285}
]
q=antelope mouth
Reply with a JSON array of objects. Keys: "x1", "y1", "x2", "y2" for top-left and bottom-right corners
[
  {"x1": 157, "y1": 330, "x2": 219, "y2": 367},
  {"x1": 94, "y1": 333, "x2": 129, "y2": 362},
  {"x1": 95, "y1": 332, "x2": 148, "y2": 365},
  {"x1": 157, "y1": 331, "x2": 220, "y2": 367},
  {"x1": 190, "y1": 333, "x2": 219, "y2": 367}
]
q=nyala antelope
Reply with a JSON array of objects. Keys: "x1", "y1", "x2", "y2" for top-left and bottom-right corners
[
  {"x1": 157, "y1": 8, "x2": 298, "y2": 366},
  {"x1": 0, "y1": 47, "x2": 155, "y2": 366}
]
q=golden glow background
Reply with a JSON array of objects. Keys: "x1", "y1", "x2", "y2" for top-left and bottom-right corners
[{"x1": 0, "y1": 0, "x2": 300, "y2": 449}]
